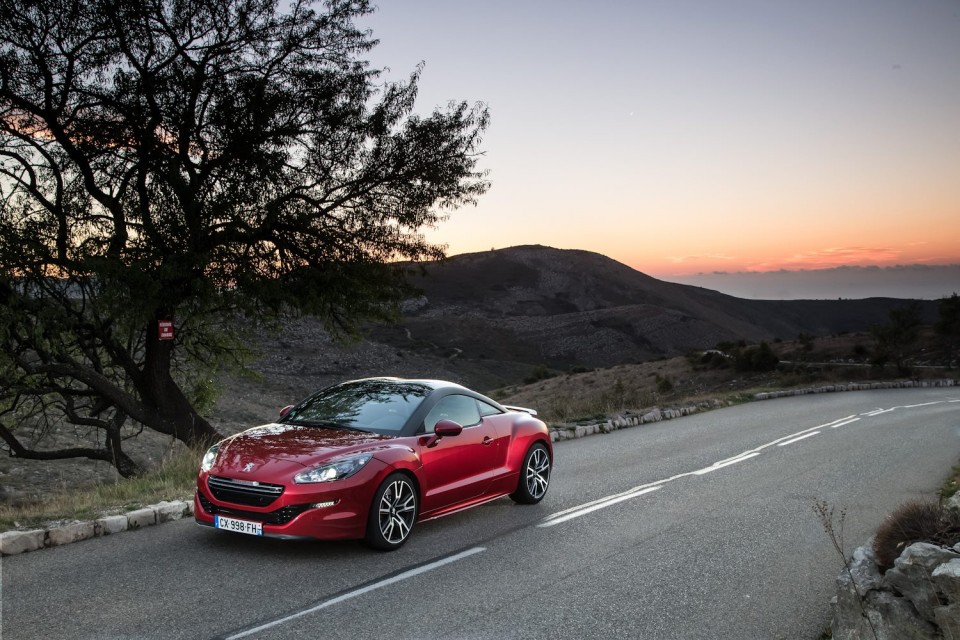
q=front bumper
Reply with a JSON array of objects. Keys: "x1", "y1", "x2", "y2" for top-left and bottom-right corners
[{"x1": 194, "y1": 458, "x2": 388, "y2": 541}]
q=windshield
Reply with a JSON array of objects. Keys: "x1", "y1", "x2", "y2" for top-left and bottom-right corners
[{"x1": 282, "y1": 380, "x2": 431, "y2": 434}]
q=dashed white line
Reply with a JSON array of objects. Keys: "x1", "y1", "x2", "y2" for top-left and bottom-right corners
[
  {"x1": 225, "y1": 547, "x2": 486, "y2": 639},
  {"x1": 777, "y1": 431, "x2": 820, "y2": 446}
]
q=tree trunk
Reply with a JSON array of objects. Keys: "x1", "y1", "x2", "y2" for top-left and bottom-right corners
[
  {"x1": 0, "y1": 424, "x2": 145, "y2": 478},
  {"x1": 139, "y1": 318, "x2": 222, "y2": 447}
]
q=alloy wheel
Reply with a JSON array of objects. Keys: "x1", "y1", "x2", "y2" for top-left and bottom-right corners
[
  {"x1": 525, "y1": 446, "x2": 550, "y2": 499},
  {"x1": 378, "y1": 478, "x2": 416, "y2": 544}
]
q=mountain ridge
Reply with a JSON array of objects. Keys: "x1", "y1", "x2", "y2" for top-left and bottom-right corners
[{"x1": 381, "y1": 245, "x2": 936, "y2": 378}]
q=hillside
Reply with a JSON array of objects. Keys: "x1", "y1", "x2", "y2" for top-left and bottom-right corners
[
  {"x1": 214, "y1": 245, "x2": 938, "y2": 420},
  {"x1": 367, "y1": 245, "x2": 936, "y2": 377}
]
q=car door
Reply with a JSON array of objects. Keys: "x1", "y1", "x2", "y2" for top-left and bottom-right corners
[{"x1": 417, "y1": 394, "x2": 502, "y2": 514}]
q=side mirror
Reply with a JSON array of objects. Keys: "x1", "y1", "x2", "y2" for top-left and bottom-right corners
[
  {"x1": 434, "y1": 419, "x2": 463, "y2": 437},
  {"x1": 279, "y1": 405, "x2": 294, "y2": 418}
]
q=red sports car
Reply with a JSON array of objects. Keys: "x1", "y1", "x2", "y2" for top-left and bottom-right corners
[{"x1": 195, "y1": 378, "x2": 553, "y2": 549}]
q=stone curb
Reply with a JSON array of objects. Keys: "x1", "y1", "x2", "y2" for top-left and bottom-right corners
[
  {"x1": 753, "y1": 377, "x2": 957, "y2": 401},
  {"x1": 0, "y1": 499, "x2": 193, "y2": 557},
  {"x1": 549, "y1": 398, "x2": 729, "y2": 442}
]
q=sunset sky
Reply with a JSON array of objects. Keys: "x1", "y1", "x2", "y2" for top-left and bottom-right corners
[{"x1": 361, "y1": 1, "x2": 960, "y2": 297}]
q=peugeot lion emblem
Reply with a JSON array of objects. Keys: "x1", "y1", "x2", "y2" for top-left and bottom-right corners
[{"x1": 242, "y1": 462, "x2": 255, "y2": 473}]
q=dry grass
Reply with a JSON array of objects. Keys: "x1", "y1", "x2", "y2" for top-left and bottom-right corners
[
  {"x1": 942, "y1": 464, "x2": 960, "y2": 500},
  {"x1": 0, "y1": 444, "x2": 201, "y2": 530},
  {"x1": 493, "y1": 333, "x2": 955, "y2": 424},
  {"x1": 872, "y1": 500, "x2": 960, "y2": 570}
]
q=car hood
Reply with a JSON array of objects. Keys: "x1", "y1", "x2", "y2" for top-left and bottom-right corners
[{"x1": 212, "y1": 423, "x2": 393, "y2": 476}]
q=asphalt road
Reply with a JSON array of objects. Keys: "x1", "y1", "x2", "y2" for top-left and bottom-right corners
[{"x1": 3, "y1": 388, "x2": 959, "y2": 640}]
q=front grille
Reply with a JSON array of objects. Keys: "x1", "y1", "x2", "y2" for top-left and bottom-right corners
[
  {"x1": 207, "y1": 475, "x2": 284, "y2": 507},
  {"x1": 198, "y1": 492, "x2": 311, "y2": 525}
]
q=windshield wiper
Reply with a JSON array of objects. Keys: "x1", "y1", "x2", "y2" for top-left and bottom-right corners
[{"x1": 291, "y1": 419, "x2": 366, "y2": 432}]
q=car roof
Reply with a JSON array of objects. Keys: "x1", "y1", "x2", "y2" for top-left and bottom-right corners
[{"x1": 346, "y1": 376, "x2": 470, "y2": 392}]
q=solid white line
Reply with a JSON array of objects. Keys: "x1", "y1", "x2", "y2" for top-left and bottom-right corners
[
  {"x1": 692, "y1": 452, "x2": 761, "y2": 475},
  {"x1": 225, "y1": 547, "x2": 486, "y2": 639},
  {"x1": 537, "y1": 487, "x2": 661, "y2": 528},
  {"x1": 830, "y1": 418, "x2": 861, "y2": 429},
  {"x1": 864, "y1": 401, "x2": 946, "y2": 417},
  {"x1": 903, "y1": 401, "x2": 944, "y2": 409},
  {"x1": 777, "y1": 431, "x2": 820, "y2": 447}
]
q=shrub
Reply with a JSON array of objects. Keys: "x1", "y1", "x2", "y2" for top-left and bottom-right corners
[
  {"x1": 699, "y1": 351, "x2": 731, "y2": 369},
  {"x1": 872, "y1": 500, "x2": 960, "y2": 570},
  {"x1": 656, "y1": 374, "x2": 674, "y2": 394},
  {"x1": 734, "y1": 342, "x2": 780, "y2": 372},
  {"x1": 523, "y1": 364, "x2": 556, "y2": 385}
]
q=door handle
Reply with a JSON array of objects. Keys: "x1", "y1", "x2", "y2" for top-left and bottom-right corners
[{"x1": 482, "y1": 436, "x2": 493, "y2": 446}]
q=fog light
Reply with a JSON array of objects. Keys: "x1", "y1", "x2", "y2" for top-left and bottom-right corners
[{"x1": 311, "y1": 500, "x2": 338, "y2": 509}]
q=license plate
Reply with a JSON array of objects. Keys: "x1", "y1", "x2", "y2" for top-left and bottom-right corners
[{"x1": 215, "y1": 515, "x2": 263, "y2": 536}]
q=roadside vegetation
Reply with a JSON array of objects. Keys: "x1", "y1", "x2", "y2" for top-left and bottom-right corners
[
  {"x1": 0, "y1": 445, "x2": 199, "y2": 530},
  {"x1": 495, "y1": 328, "x2": 955, "y2": 425}
]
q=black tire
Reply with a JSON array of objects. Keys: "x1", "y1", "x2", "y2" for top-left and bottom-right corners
[
  {"x1": 365, "y1": 473, "x2": 418, "y2": 551},
  {"x1": 510, "y1": 442, "x2": 551, "y2": 504}
]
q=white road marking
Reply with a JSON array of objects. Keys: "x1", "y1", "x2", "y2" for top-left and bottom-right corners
[
  {"x1": 538, "y1": 486, "x2": 662, "y2": 527},
  {"x1": 777, "y1": 431, "x2": 820, "y2": 446},
  {"x1": 830, "y1": 418, "x2": 861, "y2": 429},
  {"x1": 225, "y1": 547, "x2": 486, "y2": 639},
  {"x1": 540, "y1": 400, "x2": 955, "y2": 528},
  {"x1": 863, "y1": 401, "x2": 945, "y2": 417},
  {"x1": 693, "y1": 452, "x2": 761, "y2": 475}
]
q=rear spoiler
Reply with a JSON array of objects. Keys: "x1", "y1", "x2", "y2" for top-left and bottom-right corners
[{"x1": 503, "y1": 405, "x2": 538, "y2": 416}]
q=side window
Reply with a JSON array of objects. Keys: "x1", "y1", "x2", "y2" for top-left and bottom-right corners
[
  {"x1": 478, "y1": 400, "x2": 502, "y2": 417},
  {"x1": 423, "y1": 395, "x2": 482, "y2": 433}
]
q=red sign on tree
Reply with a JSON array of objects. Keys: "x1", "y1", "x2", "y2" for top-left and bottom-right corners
[{"x1": 158, "y1": 320, "x2": 174, "y2": 341}]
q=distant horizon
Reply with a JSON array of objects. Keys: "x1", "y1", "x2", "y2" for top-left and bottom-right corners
[{"x1": 650, "y1": 263, "x2": 959, "y2": 301}]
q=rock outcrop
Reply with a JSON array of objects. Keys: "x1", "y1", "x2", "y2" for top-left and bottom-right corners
[{"x1": 831, "y1": 538, "x2": 960, "y2": 639}]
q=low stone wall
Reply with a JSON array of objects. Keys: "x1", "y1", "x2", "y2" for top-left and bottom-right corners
[
  {"x1": 550, "y1": 399, "x2": 728, "y2": 442},
  {"x1": 832, "y1": 496, "x2": 960, "y2": 640},
  {"x1": 755, "y1": 378, "x2": 957, "y2": 401},
  {"x1": 0, "y1": 499, "x2": 193, "y2": 556}
]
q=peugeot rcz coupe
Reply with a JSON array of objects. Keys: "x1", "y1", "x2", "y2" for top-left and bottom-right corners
[{"x1": 195, "y1": 378, "x2": 552, "y2": 550}]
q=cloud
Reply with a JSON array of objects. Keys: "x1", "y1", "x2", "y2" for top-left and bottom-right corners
[
  {"x1": 747, "y1": 246, "x2": 904, "y2": 271},
  {"x1": 669, "y1": 263, "x2": 960, "y2": 300},
  {"x1": 668, "y1": 253, "x2": 736, "y2": 264}
]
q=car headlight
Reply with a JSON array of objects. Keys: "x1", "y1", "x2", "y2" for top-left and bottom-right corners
[
  {"x1": 200, "y1": 443, "x2": 221, "y2": 472},
  {"x1": 294, "y1": 453, "x2": 373, "y2": 484}
]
